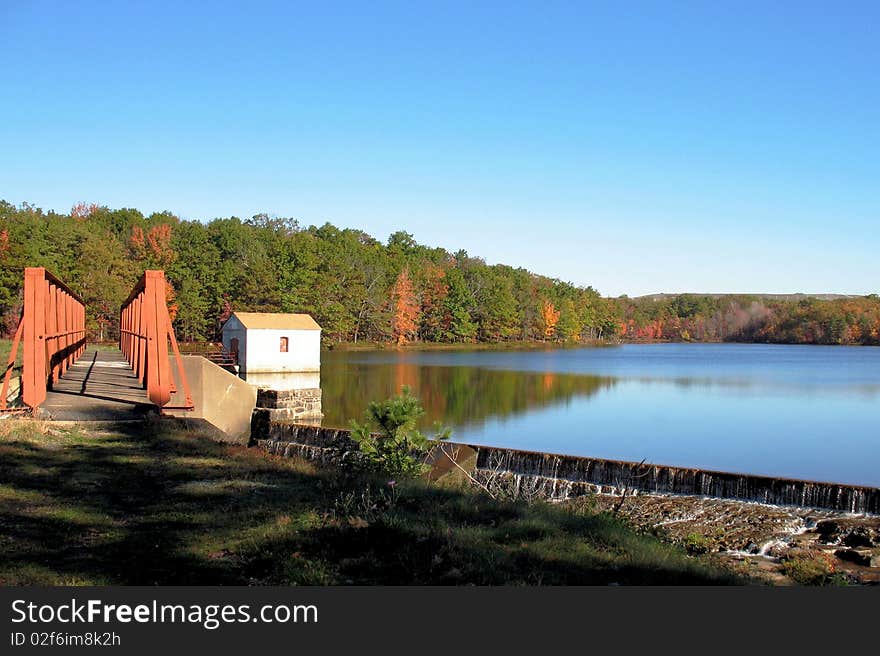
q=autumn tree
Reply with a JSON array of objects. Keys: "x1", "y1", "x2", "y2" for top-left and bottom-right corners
[
  {"x1": 540, "y1": 300, "x2": 561, "y2": 340},
  {"x1": 163, "y1": 281, "x2": 179, "y2": 323},
  {"x1": 70, "y1": 202, "x2": 99, "y2": 220},
  {"x1": 391, "y1": 268, "x2": 420, "y2": 345}
]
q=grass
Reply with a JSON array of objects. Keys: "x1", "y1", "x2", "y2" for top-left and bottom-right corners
[
  {"x1": 0, "y1": 418, "x2": 739, "y2": 586},
  {"x1": 0, "y1": 338, "x2": 19, "y2": 368},
  {"x1": 1, "y1": 339, "x2": 116, "y2": 364}
]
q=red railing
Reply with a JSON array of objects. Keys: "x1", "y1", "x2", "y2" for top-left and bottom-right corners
[
  {"x1": 119, "y1": 270, "x2": 194, "y2": 410},
  {"x1": 1, "y1": 267, "x2": 87, "y2": 411}
]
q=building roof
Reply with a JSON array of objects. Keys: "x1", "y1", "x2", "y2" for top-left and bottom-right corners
[{"x1": 230, "y1": 312, "x2": 321, "y2": 331}]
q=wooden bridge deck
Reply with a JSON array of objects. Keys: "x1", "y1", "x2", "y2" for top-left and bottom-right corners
[{"x1": 42, "y1": 349, "x2": 153, "y2": 421}]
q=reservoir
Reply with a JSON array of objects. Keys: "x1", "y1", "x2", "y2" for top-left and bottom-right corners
[{"x1": 317, "y1": 344, "x2": 880, "y2": 488}]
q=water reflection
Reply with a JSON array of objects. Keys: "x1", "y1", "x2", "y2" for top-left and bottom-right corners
[
  {"x1": 318, "y1": 357, "x2": 617, "y2": 429},
  {"x1": 317, "y1": 345, "x2": 880, "y2": 486},
  {"x1": 241, "y1": 371, "x2": 321, "y2": 391}
]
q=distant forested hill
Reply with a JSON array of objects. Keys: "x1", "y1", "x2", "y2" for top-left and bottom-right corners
[
  {"x1": 1, "y1": 200, "x2": 878, "y2": 346},
  {"x1": 634, "y1": 292, "x2": 857, "y2": 302},
  {"x1": 616, "y1": 293, "x2": 879, "y2": 344}
]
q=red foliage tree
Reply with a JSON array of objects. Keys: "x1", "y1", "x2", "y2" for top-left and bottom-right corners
[
  {"x1": 129, "y1": 224, "x2": 175, "y2": 268},
  {"x1": 129, "y1": 226, "x2": 147, "y2": 257},
  {"x1": 71, "y1": 202, "x2": 99, "y2": 220},
  {"x1": 147, "y1": 224, "x2": 174, "y2": 267}
]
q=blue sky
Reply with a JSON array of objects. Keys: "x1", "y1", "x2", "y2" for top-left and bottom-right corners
[{"x1": 1, "y1": 1, "x2": 877, "y2": 297}]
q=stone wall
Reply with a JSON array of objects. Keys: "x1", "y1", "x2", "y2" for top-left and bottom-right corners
[
  {"x1": 256, "y1": 387, "x2": 322, "y2": 420},
  {"x1": 254, "y1": 422, "x2": 355, "y2": 463},
  {"x1": 250, "y1": 422, "x2": 880, "y2": 515},
  {"x1": 249, "y1": 388, "x2": 323, "y2": 441}
]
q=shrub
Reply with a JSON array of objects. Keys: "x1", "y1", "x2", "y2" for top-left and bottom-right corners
[
  {"x1": 349, "y1": 386, "x2": 450, "y2": 479},
  {"x1": 781, "y1": 551, "x2": 841, "y2": 586},
  {"x1": 684, "y1": 532, "x2": 711, "y2": 555}
]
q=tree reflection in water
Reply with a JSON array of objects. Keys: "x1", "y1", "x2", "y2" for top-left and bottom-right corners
[{"x1": 319, "y1": 355, "x2": 616, "y2": 430}]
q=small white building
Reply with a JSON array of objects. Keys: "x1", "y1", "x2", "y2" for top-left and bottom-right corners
[{"x1": 221, "y1": 312, "x2": 321, "y2": 374}]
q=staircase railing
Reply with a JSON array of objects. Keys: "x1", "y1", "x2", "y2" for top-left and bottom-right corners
[{"x1": 177, "y1": 342, "x2": 238, "y2": 368}]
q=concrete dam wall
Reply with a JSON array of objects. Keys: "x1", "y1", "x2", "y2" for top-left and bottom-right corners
[
  {"x1": 253, "y1": 422, "x2": 880, "y2": 515},
  {"x1": 470, "y1": 447, "x2": 878, "y2": 515}
]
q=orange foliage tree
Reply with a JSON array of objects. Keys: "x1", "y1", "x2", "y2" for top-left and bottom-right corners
[
  {"x1": 147, "y1": 224, "x2": 174, "y2": 266},
  {"x1": 130, "y1": 224, "x2": 175, "y2": 269},
  {"x1": 166, "y1": 281, "x2": 179, "y2": 323},
  {"x1": 540, "y1": 300, "x2": 561, "y2": 339},
  {"x1": 391, "y1": 268, "x2": 420, "y2": 345},
  {"x1": 130, "y1": 225, "x2": 146, "y2": 253}
]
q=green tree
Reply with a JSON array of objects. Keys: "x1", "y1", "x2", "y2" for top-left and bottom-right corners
[
  {"x1": 441, "y1": 266, "x2": 477, "y2": 341},
  {"x1": 556, "y1": 299, "x2": 583, "y2": 342}
]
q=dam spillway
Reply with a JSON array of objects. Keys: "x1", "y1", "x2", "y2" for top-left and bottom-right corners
[{"x1": 252, "y1": 422, "x2": 880, "y2": 515}]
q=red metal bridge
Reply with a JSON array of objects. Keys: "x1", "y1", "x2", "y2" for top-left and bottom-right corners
[{"x1": 2, "y1": 267, "x2": 194, "y2": 420}]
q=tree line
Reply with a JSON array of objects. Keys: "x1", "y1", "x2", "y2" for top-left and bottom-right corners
[
  {"x1": 617, "y1": 293, "x2": 880, "y2": 345},
  {"x1": 1, "y1": 200, "x2": 878, "y2": 346}
]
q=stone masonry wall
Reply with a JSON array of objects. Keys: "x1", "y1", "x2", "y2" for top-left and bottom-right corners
[
  {"x1": 249, "y1": 388, "x2": 323, "y2": 442},
  {"x1": 256, "y1": 388, "x2": 322, "y2": 418}
]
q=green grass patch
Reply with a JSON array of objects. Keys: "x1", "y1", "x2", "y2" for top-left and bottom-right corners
[
  {"x1": 0, "y1": 418, "x2": 740, "y2": 586},
  {"x1": 0, "y1": 338, "x2": 16, "y2": 367}
]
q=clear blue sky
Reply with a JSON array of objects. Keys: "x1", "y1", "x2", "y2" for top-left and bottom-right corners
[{"x1": 1, "y1": 1, "x2": 877, "y2": 297}]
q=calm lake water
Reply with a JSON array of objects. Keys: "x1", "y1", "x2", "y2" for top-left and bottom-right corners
[{"x1": 318, "y1": 344, "x2": 880, "y2": 487}]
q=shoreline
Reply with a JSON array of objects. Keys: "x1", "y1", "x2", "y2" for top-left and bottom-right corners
[
  {"x1": 323, "y1": 339, "x2": 880, "y2": 352},
  {"x1": 324, "y1": 339, "x2": 612, "y2": 352}
]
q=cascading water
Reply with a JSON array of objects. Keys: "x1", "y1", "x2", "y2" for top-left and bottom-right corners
[
  {"x1": 471, "y1": 445, "x2": 879, "y2": 514},
  {"x1": 252, "y1": 423, "x2": 880, "y2": 515}
]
